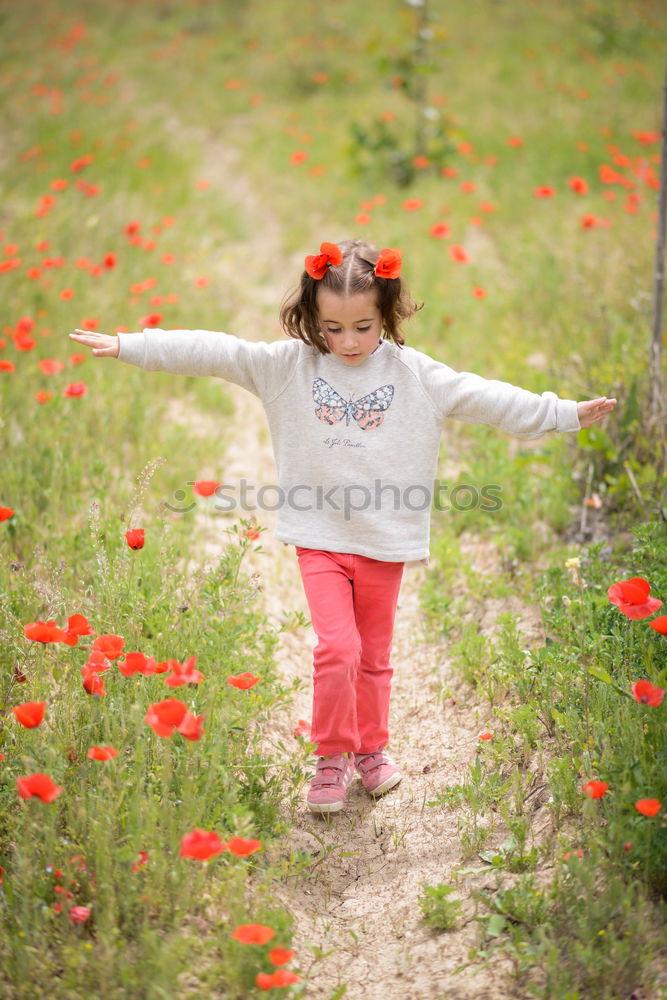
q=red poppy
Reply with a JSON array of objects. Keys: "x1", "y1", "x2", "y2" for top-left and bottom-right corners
[
  {"x1": 608, "y1": 577, "x2": 663, "y2": 619},
  {"x1": 304, "y1": 242, "x2": 342, "y2": 280},
  {"x1": 24, "y1": 620, "x2": 71, "y2": 644},
  {"x1": 86, "y1": 746, "x2": 118, "y2": 761},
  {"x1": 59, "y1": 289, "x2": 75, "y2": 300},
  {"x1": 132, "y1": 850, "x2": 149, "y2": 873},
  {"x1": 580, "y1": 214, "x2": 600, "y2": 229},
  {"x1": 375, "y1": 248, "x2": 402, "y2": 279},
  {"x1": 227, "y1": 837, "x2": 262, "y2": 857},
  {"x1": 290, "y1": 150, "x2": 308, "y2": 165},
  {"x1": 269, "y1": 947, "x2": 296, "y2": 966},
  {"x1": 460, "y1": 180, "x2": 475, "y2": 193},
  {"x1": 232, "y1": 924, "x2": 275, "y2": 945},
  {"x1": 70, "y1": 154, "x2": 94, "y2": 172},
  {"x1": 448, "y1": 244, "x2": 468, "y2": 263},
  {"x1": 635, "y1": 798, "x2": 662, "y2": 817},
  {"x1": 92, "y1": 634, "x2": 125, "y2": 659},
  {"x1": 472, "y1": 287, "x2": 487, "y2": 299},
  {"x1": 563, "y1": 849, "x2": 585, "y2": 860},
  {"x1": 648, "y1": 615, "x2": 667, "y2": 635},
  {"x1": 117, "y1": 652, "x2": 158, "y2": 677},
  {"x1": 39, "y1": 359, "x2": 65, "y2": 375},
  {"x1": 125, "y1": 529, "x2": 145, "y2": 550},
  {"x1": 355, "y1": 213, "x2": 371, "y2": 225},
  {"x1": 568, "y1": 177, "x2": 589, "y2": 194},
  {"x1": 63, "y1": 382, "x2": 88, "y2": 397},
  {"x1": 402, "y1": 199, "x2": 423, "y2": 211},
  {"x1": 227, "y1": 672, "x2": 260, "y2": 690},
  {"x1": 144, "y1": 698, "x2": 187, "y2": 737},
  {"x1": 180, "y1": 829, "x2": 226, "y2": 860},
  {"x1": 69, "y1": 906, "x2": 91, "y2": 924},
  {"x1": 16, "y1": 773, "x2": 63, "y2": 803},
  {"x1": 534, "y1": 186, "x2": 555, "y2": 198},
  {"x1": 0, "y1": 361, "x2": 15, "y2": 373},
  {"x1": 35, "y1": 391, "x2": 53, "y2": 403},
  {"x1": 67, "y1": 613, "x2": 92, "y2": 638},
  {"x1": 149, "y1": 659, "x2": 171, "y2": 675},
  {"x1": 177, "y1": 711, "x2": 204, "y2": 741},
  {"x1": 139, "y1": 313, "x2": 162, "y2": 327},
  {"x1": 293, "y1": 719, "x2": 311, "y2": 738},
  {"x1": 582, "y1": 780, "x2": 608, "y2": 799},
  {"x1": 256, "y1": 970, "x2": 301, "y2": 990},
  {"x1": 429, "y1": 222, "x2": 450, "y2": 239},
  {"x1": 631, "y1": 680, "x2": 664, "y2": 706},
  {"x1": 193, "y1": 480, "x2": 220, "y2": 497},
  {"x1": 507, "y1": 136, "x2": 523, "y2": 147},
  {"x1": 164, "y1": 656, "x2": 203, "y2": 687},
  {"x1": 83, "y1": 651, "x2": 110, "y2": 675},
  {"x1": 478, "y1": 732, "x2": 493, "y2": 741},
  {"x1": 244, "y1": 527, "x2": 261, "y2": 541},
  {"x1": 82, "y1": 667, "x2": 106, "y2": 696},
  {"x1": 0, "y1": 507, "x2": 15, "y2": 521},
  {"x1": 12, "y1": 701, "x2": 46, "y2": 728}
]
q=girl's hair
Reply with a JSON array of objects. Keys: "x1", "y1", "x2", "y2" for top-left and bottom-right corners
[{"x1": 279, "y1": 238, "x2": 422, "y2": 354}]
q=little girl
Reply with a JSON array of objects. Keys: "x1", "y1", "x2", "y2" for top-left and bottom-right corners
[{"x1": 69, "y1": 238, "x2": 616, "y2": 815}]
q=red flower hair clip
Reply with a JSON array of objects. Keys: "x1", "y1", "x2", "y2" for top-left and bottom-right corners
[
  {"x1": 375, "y1": 248, "x2": 402, "y2": 279},
  {"x1": 304, "y1": 242, "x2": 343, "y2": 280}
]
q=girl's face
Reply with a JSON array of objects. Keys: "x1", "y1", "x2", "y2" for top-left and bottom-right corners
[{"x1": 317, "y1": 289, "x2": 383, "y2": 366}]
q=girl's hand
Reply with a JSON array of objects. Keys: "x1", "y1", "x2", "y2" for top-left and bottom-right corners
[
  {"x1": 69, "y1": 329, "x2": 120, "y2": 358},
  {"x1": 577, "y1": 396, "x2": 617, "y2": 429}
]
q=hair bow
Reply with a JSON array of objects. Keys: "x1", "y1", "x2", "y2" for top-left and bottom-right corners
[{"x1": 304, "y1": 241, "x2": 343, "y2": 280}]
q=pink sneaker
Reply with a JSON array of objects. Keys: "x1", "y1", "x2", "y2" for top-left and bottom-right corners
[
  {"x1": 307, "y1": 753, "x2": 355, "y2": 814},
  {"x1": 354, "y1": 749, "x2": 402, "y2": 798}
]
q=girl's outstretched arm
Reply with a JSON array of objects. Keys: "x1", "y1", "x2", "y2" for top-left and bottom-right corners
[
  {"x1": 69, "y1": 329, "x2": 119, "y2": 358},
  {"x1": 577, "y1": 396, "x2": 617, "y2": 429},
  {"x1": 68, "y1": 324, "x2": 297, "y2": 400}
]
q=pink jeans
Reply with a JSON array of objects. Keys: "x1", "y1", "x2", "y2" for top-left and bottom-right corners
[{"x1": 295, "y1": 547, "x2": 405, "y2": 756}]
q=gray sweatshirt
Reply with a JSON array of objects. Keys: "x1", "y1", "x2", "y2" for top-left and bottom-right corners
[{"x1": 117, "y1": 328, "x2": 581, "y2": 562}]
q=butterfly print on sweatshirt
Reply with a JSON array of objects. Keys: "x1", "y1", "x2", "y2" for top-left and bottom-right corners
[{"x1": 312, "y1": 377, "x2": 395, "y2": 431}]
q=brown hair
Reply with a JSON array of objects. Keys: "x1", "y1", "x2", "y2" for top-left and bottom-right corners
[{"x1": 279, "y1": 238, "x2": 422, "y2": 354}]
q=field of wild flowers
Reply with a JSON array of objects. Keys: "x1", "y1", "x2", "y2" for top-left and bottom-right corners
[{"x1": 1, "y1": 0, "x2": 666, "y2": 997}]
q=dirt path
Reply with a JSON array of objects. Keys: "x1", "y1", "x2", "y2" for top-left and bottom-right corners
[
  {"x1": 180, "y1": 376, "x2": 546, "y2": 1000},
  {"x1": 164, "y1": 130, "x2": 548, "y2": 999}
]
